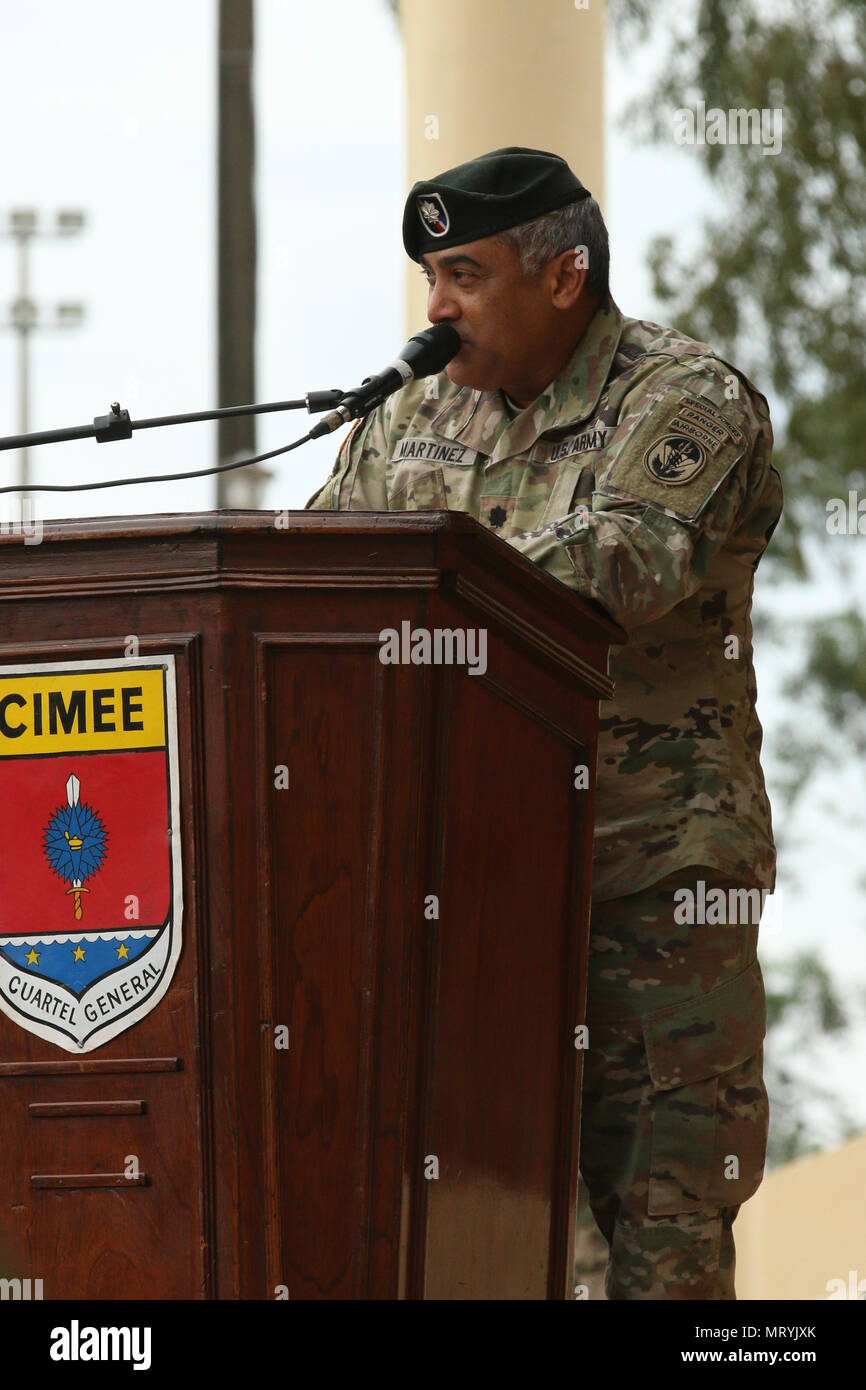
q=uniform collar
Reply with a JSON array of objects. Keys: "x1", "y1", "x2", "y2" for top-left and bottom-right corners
[{"x1": 429, "y1": 296, "x2": 624, "y2": 462}]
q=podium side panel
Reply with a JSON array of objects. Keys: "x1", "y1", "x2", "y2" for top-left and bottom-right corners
[{"x1": 421, "y1": 667, "x2": 591, "y2": 1300}]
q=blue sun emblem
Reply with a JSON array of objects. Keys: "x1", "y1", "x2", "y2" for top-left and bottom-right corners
[
  {"x1": 43, "y1": 775, "x2": 108, "y2": 920},
  {"x1": 44, "y1": 799, "x2": 108, "y2": 882}
]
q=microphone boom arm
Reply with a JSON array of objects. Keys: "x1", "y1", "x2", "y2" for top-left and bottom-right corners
[{"x1": 0, "y1": 390, "x2": 348, "y2": 454}]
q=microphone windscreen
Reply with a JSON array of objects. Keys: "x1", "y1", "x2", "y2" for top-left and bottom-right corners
[{"x1": 401, "y1": 323, "x2": 462, "y2": 378}]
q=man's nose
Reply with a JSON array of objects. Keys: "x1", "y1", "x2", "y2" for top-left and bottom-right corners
[{"x1": 426, "y1": 279, "x2": 460, "y2": 325}]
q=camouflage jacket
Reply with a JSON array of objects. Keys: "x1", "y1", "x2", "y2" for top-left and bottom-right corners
[{"x1": 305, "y1": 297, "x2": 783, "y2": 901}]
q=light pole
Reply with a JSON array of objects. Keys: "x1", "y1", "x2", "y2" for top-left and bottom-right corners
[
  {"x1": 0, "y1": 208, "x2": 86, "y2": 498},
  {"x1": 218, "y1": 0, "x2": 271, "y2": 509}
]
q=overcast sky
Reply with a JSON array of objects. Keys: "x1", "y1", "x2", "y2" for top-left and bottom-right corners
[{"x1": 1, "y1": 0, "x2": 863, "y2": 1138}]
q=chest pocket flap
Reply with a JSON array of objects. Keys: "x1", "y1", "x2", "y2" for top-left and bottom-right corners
[
  {"x1": 538, "y1": 457, "x2": 585, "y2": 526},
  {"x1": 388, "y1": 461, "x2": 448, "y2": 510}
]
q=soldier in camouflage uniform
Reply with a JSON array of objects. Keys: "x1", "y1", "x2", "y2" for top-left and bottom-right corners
[{"x1": 305, "y1": 147, "x2": 782, "y2": 1299}]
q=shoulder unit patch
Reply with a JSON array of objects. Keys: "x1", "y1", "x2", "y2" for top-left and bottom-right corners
[
  {"x1": 596, "y1": 386, "x2": 751, "y2": 525},
  {"x1": 643, "y1": 434, "x2": 706, "y2": 486}
]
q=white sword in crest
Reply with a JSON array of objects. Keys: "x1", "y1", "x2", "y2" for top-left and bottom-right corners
[{"x1": 64, "y1": 773, "x2": 89, "y2": 921}]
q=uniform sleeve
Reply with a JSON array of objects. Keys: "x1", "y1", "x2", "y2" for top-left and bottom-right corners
[
  {"x1": 505, "y1": 377, "x2": 774, "y2": 632},
  {"x1": 303, "y1": 408, "x2": 390, "y2": 510}
]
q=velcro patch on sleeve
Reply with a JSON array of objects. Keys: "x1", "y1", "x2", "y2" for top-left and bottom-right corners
[{"x1": 596, "y1": 387, "x2": 750, "y2": 525}]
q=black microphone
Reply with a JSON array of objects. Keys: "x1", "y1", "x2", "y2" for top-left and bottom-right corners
[{"x1": 308, "y1": 323, "x2": 462, "y2": 438}]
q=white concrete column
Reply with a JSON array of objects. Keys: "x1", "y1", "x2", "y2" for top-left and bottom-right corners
[{"x1": 398, "y1": 0, "x2": 606, "y2": 331}]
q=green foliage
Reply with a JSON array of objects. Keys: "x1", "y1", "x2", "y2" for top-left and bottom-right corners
[
  {"x1": 785, "y1": 609, "x2": 866, "y2": 750},
  {"x1": 610, "y1": 0, "x2": 866, "y2": 1163},
  {"x1": 764, "y1": 951, "x2": 858, "y2": 1166},
  {"x1": 765, "y1": 951, "x2": 847, "y2": 1035},
  {"x1": 769, "y1": 608, "x2": 866, "y2": 826},
  {"x1": 612, "y1": 0, "x2": 866, "y2": 586}
]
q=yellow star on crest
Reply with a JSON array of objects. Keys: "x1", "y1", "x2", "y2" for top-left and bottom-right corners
[
  {"x1": 73, "y1": 945, "x2": 86, "y2": 962},
  {"x1": 26, "y1": 948, "x2": 40, "y2": 966},
  {"x1": 116, "y1": 942, "x2": 129, "y2": 960}
]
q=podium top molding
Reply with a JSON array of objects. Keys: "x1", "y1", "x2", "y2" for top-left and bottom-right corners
[{"x1": 0, "y1": 509, "x2": 625, "y2": 652}]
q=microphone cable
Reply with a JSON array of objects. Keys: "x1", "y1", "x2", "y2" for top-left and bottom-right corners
[{"x1": 0, "y1": 430, "x2": 314, "y2": 496}]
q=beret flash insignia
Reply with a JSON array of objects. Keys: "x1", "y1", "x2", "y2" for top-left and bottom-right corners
[{"x1": 417, "y1": 193, "x2": 450, "y2": 237}]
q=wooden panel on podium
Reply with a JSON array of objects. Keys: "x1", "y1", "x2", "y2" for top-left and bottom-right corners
[{"x1": 0, "y1": 512, "x2": 623, "y2": 1300}]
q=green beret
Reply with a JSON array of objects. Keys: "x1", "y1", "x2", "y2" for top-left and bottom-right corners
[{"x1": 402, "y1": 146, "x2": 591, "y2": 262}]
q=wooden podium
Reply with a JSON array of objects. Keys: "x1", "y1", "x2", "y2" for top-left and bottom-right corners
[{"x1": 0, "y1": 511, "x2": 623, "y2": 1300}]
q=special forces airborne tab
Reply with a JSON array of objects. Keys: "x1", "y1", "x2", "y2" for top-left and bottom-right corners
[{"x1": 0, "y1": 656, "x2": 183, "y2": 1053}]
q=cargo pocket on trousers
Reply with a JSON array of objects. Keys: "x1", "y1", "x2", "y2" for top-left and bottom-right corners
[{"x1": 642, "y1": 959, "x2": 768, "y2": 1216}]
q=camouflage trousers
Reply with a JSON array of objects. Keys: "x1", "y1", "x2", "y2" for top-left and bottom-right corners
[{"x1": 576, "y1": 864, "x2": 770, "y2": 1300}]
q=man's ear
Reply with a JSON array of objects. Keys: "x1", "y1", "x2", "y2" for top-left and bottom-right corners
[{"x1": 549, "y1": 248, "x2": 588, "y2": 310}]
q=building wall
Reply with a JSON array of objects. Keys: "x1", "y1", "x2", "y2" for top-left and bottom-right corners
[{"x1": 735, "y1": 1131, "x2": 866, "y2": 1300}]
